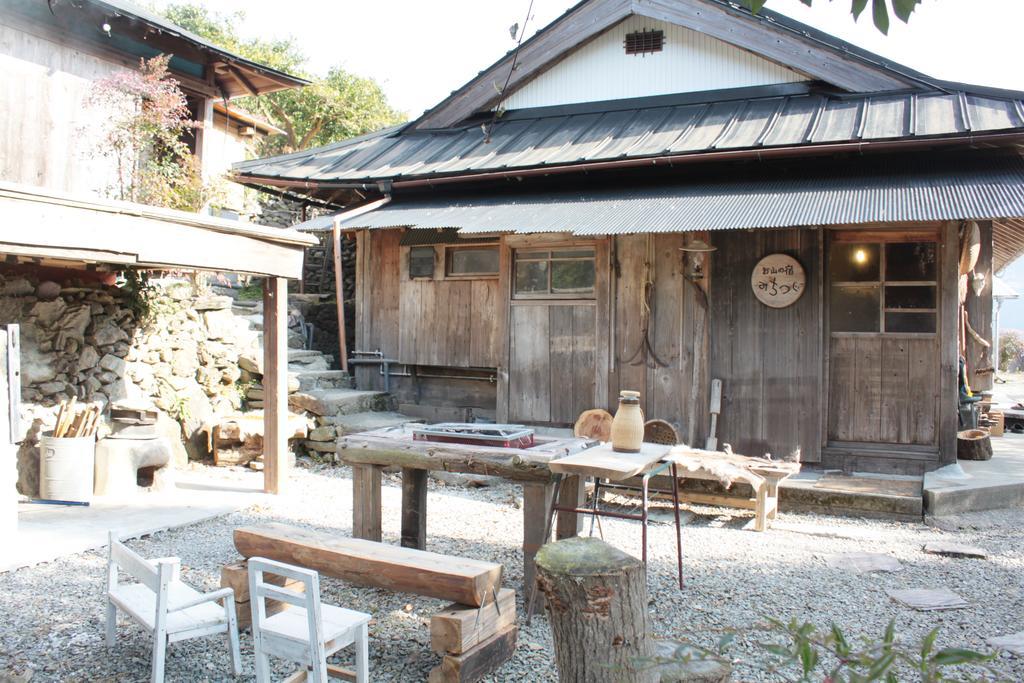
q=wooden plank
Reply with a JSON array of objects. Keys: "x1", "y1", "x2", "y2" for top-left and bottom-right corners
[
  {"x1": 907, "y1": 337, "x2": 938, "y2": 445},
  {"x1": 447, "y1": 281, "x2": 472, "y2": 367},
  {"x1": 332, "y1": 220, "x2": 348, "y2": 373},
  {"x1": 401, "y1": 467, "x2": 428, "y2": 550},
  {"x1": 234, "y1": 523, "x2": 503, "y2": 607},
  {"x1": 880, "y1": 337, "x2": 910, "y2": 443},
  {"x1": 938, "y1": 221, "x2": 959, "y2": 465},
  {"x1": 496, "y1": 237, "x2": 513, "y2": 423},
  {"x1": 375, "y1": 231, "x2": 402, "y2": 360},
  {"x1": 469, "y1": 280, "x2": 500, "y2": 368},
  {"x1": 430, "y1": 588, "x2": 517, "y2": 655},
  {"x1": 548, "y1": 305, "x2": 576, "y2": 424},
  {"x1": 263, "y1": 277, "x2": 288, "y2": 494},
  {"x1": 549, "y1": 442, "x2": 669, "y2": 480},
  {"x1": 508, "y1": 305, "x2": 550, "y2": 422},
  {"x1": 852, "y1": 336, "x2": 883, "y2": 440},
  {"x1": 613, "y1": 235, "x2": 648, "y2": 410},
  {"x1": 592, "y1": 238, "x2": 611, "y2": 412},
  {"x1": 427, "y1": 625, "x2": 518, "y2": 683},
  {"x1": 827, "y1": 337, "x2": 856, "y2": 442},
  {"x1": 965, "y1": 221, "x2": 993, "y2": 391},
  {"x1": 352, "y1": 463, "x2": 382, "y2": 542},
  {"x1": 521, "y1": 482, "x2": 553, "y2": 612},
  {"x1": 648, "y1": 234, "x2": 684, "y2": 428},
  {"x1": 571, "y1": 305, "x2": 597, "y2": 423}
]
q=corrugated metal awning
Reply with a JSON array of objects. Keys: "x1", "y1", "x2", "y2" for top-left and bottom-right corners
[{"x1": 337, "y1": 156, "x2": 1024, "y2": 235}]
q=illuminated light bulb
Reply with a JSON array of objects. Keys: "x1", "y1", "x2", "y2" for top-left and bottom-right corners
[{"x1": 853, "y1": 248, "x2": 867, "y2": 264}]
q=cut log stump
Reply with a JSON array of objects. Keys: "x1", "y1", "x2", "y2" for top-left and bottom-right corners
[
  {"x1": 957, "y1": 429, "x2": 993, "y2": 461},
  {"x1": 535, "y1": 537, "x2": 656, "y2": 683}
]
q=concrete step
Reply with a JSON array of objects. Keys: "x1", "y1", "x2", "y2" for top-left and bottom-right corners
[
  {"x1": 329, "y1": 411, "x2": 423, "y2": 436},
  {"x1": 294, "y1": 370, "x2": 353, "y2": 391},
  {"x1": 289, "y1": 389, "x2": 395, "y2": 417}
]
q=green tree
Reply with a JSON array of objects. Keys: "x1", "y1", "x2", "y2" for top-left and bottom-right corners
[
  {"x1": 163, "y1": 4, "x2": 405, "y2": 154},
  {"x1": 739, "y1": 0, "x2": 922, "y2": 35}
]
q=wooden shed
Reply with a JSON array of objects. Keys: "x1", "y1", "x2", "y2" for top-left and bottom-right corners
[{"x1": 234, "y1": 0, "x2": 1024, "y2": 475}]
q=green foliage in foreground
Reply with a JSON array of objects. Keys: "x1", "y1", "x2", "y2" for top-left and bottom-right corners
[
  {"x1": 642, "y1": 619, "x2": 1005, "y2": 682},
  {"x1": 738, "y1": 0, "x2": 922, "y2": 35}
]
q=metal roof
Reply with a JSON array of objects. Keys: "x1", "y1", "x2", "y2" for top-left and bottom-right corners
[
  {"x1": 333, "y1": 155, "x2": 1024, "y2": 235},
  {"x1": 234, "y1": 85, "x2": 1024, "y2": 188}
]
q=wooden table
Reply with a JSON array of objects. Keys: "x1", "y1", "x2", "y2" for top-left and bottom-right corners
[
  {"x1": 337, "y1": 425, "x2": 596, "y2": 600},
  {"x1": 663, "y1": 447, "x2": 801, "y2": 532}
]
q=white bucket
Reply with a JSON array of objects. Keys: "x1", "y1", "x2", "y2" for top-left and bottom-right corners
[{"x1": 39, "y1": 431, "x2": 96, "y2": 503}]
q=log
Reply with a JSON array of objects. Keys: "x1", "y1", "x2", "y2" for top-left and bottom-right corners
[
  {"x1": 535, "y1": 537, "x2": 655, "y2": 683},
  {"x1": 338, "y1": 441, "x2": 554, "y2": 482},
  {"x1": 574, "y1": 409, "x2": 613, "y2": 442},
  {"x1": 234, "y1": 523, "x2": 502, "y2": 607},
  {"x1": 431, "y1": 588, "x2": 517, "y2": 655},
  {"x1": 957, "y1": 428, "x2": 993, "y2": 461},
  {"x1": 427, "y1": 625, "x2": 518, "y2": 683}
]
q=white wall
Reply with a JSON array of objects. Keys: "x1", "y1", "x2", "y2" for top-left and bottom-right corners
[{"x1": 502, "y1": 15, "x2": 808, "y2": 110}]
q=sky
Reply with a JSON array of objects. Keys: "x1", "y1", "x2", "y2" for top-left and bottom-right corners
[{"x1": 152, "y1": 0, "x2": 1024, "y2": 326}]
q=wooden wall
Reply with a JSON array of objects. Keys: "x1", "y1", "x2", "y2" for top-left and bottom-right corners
[
  {"x1": 0, "y1": 19, "x2": 124, "y2": 195},
  {"x1": 709, "y1": 228, "x2": 822, "y2": 462},
  {"x1": 964, "y1": 221, "x2": 994, "y2": 392}
]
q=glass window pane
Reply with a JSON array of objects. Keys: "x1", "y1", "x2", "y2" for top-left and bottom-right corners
[
  {"x1": 886, "y1": 242, "x2": 937, "y2": 282},
  {"x1": 514, "y1": 261, "x2": 548, "y2": 293},
  {"x1": 885, "y1": 311, "x2": 936, "y2": 333},
  {"x1": 448, "y1": 247, "x2": 499, "y2": 275},
  {"x1": 551, "y1": 260, "x2": 595, "y2": 294},
  {"x1": 885, "y1": 285, "x2": 936, "y2": 310},
  {"x1": 515, "y1": 250, "x2": 549, "y2": 261},
  {"x1": 830, "y1": 243, "x2": 880, "y2": 282},
  {"x1": 830, "y1": 285, "x2": 880, "y2": 332},
  {"x1": 551, "y1": 248, "x2": 595, "y2": 259},
  {"x1": 409, "y1": 247, "x2": 434, "y2": 279}
]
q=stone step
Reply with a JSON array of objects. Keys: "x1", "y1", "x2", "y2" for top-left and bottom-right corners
[
  {"x1": 241, "y1": 349, "x2": 334, "y2": 375},
  {"x1": 294, "y1": 370, "x2": 352, "y2": 392},
  {"x1": 289, "y1": 389, "x2": 395, "y2": 417},
  {"x1": 330, "y1": 411, "x2": 423, "y2": 436}
]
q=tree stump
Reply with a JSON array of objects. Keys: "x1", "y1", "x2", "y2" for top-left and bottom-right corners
[
  {"x1": 535, "y1": 537, "x2": 656, "y2": 683},
  {"x1": 957, "y1": 428, "x2": 993, "y2": 461}
]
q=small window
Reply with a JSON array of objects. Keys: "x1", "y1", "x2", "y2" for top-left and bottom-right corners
[
  {"x1": 445, "y1": 246, "x2": 499, "y2": 277},
  {"x1": 409, "y1": 247, "x2": 435, "y2": 279},
  {"x1": 829, "y1": 237, "x2": 937, "y2": 334},
  {"x1": 514, "y1": 248, "x2": 595, "y2": 298},
  {"x1": 624, "y1": 29, "x2": 664, "y2": 56}
]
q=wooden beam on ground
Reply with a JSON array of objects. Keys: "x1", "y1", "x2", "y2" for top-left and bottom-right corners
[
  {"x1": 352, "y1": 463, "x2": 382, "y2": 542},
  {"x1": 428, "y1": 625, "x2": 518, "y2": 683},
  {"x1": 431, "y1": 588, "x2": 516, "y2": 655},
  {"x1": 234, "y1": 523, "x2": 503, "y2": 606},
  {"x1": 263, "y1": 277, "x2": 289, "y2": 494},
  {"x1": 401, "y1": 468, "x2": 428, "y2": 550}
]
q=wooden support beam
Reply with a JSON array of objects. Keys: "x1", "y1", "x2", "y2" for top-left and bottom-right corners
[
  {"x1": 555, "y1": 474, "x2": 585, "y2": 540},
  {"x1": 401, "y1": 468, "x2": 428, "y2": 550},
  {"x1": 352, "y1": 463, "x2": 383, "y2": 542},
  {"x1": 521, "y1": 481, "x2": 553, "y2": 613},
  {"x1": 263, "y1": 277, "x2": 289, "y2": 494},
  {"x1": 431, "y1": 588, "x2": 517, "y2": 655},
  {"x1": 428, "y1": 625, "x2": 518, "y2": 683},
  {"x1": 333, "y1": 217, "x2": 349, "y2": 373}
]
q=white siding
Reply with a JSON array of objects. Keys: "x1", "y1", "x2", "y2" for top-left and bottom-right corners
[
  {"x1": 502, "y1": 16, "x2": 808, "y2": 110},
  {"x1": 204, "y1": 112, "x2": 263, "y2": 213}
]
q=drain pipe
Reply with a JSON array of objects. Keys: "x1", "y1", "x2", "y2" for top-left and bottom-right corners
[{"x1": 328, "y1": 195, "x2": 392, "y2": 373}]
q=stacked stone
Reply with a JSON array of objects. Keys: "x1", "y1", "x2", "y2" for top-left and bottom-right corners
[{"x1": 5, "y1": 277, "x2": 134, "y2": 407}]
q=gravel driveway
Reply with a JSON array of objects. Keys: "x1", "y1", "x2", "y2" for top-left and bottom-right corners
[{"x1": 2, "y1": 462, "x2": 1022, "y2": 682}]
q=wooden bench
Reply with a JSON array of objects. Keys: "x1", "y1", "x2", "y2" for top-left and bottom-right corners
[{"x1": 234, "y1": 523, "x2": 503, "y2": 607}]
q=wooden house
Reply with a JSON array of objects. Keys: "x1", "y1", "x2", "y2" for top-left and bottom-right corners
[{"x1": 233, "y1": 0, "x2": 1024, "y2": 475}]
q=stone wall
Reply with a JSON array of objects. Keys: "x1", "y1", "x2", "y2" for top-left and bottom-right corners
[{"x1": 4, "y1": 272, "x2": 260, "y2": 496}]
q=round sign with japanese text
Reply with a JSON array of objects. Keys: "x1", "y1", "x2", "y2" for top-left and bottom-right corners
[{"x1": 751, "y1": 254, "x2": 805, "y2": 308}]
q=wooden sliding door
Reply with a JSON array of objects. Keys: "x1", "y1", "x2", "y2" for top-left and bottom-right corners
[{"x1": 826, "y1": 231, "x2": 940, "y2": 446}]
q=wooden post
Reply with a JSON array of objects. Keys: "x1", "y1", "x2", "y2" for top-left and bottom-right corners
[
  {"x1": 332, "y1": 217, "x2": 348, "y2": 374},
  {"x1": 401, "y1": 467, "x2": 428, "y2": 549},
  {"x1": 262, "y1": 277, "x2": 288, "y2": 495},
  {"x1": 521, "y1": 481, "x2": 553, "y2": 612},
  {"x1": 536, "y1": 537, "x2": 655, "y2": 683},
  {"x1": 555, "y1": 474, "x2": 585, "y2": 540},
  {"x1": 352, "y1": 463, "x2": 382, "y2": 542}
]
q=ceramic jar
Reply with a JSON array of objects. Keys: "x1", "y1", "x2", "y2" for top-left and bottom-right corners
[{"x1": 611, "y1": 390, "x2": 644, "y2": 453}]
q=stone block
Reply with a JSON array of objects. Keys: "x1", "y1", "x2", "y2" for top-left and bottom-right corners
[
  {"x1": 99, "y1": 354, "x2": 126, "y2": 376},
  {"x1": 77, "y1": 346, "x2": 100, "y2": 373}
]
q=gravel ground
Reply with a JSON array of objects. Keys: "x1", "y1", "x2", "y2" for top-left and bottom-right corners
[{"x1": 2, "y1": 461, "x2": 1023, "y2": 682}]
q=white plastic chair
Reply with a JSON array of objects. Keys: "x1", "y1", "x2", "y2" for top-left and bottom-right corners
[
  {"x1": 105, "y1": 531, "x2": 242, "y2": 682},
  {"x1": 247, "y1": 557, "x2": 371, "y2": 683}
]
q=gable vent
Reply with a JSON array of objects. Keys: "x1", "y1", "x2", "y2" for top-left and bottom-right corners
[{"x1": 624, "y1": 29, "x2": 664, "y2": 56}]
